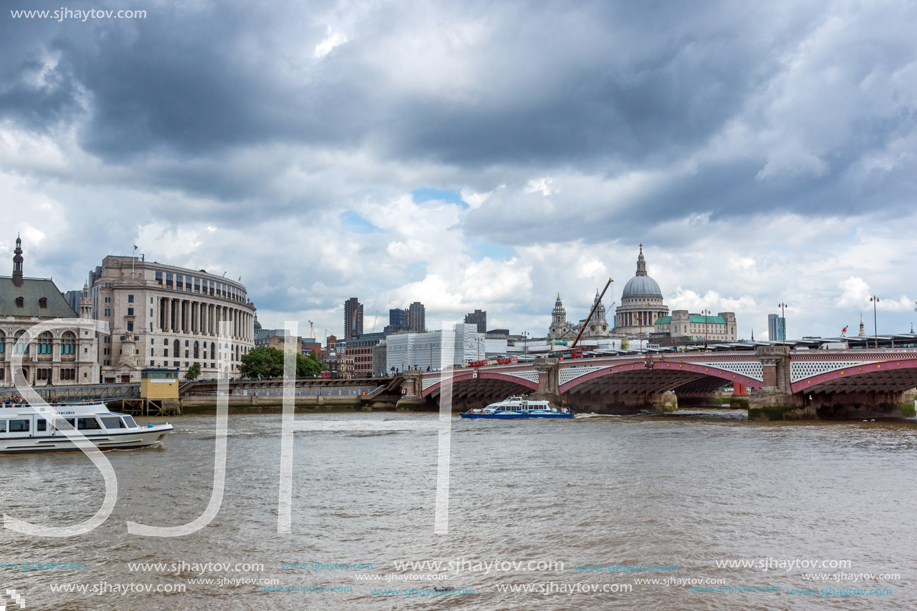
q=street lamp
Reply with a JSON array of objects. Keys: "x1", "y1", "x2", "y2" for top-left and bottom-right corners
[
  {"x1": 523, "y1": 331, "x2": 528, "y2": 359},
  {"x1": 777, "y1": 302, "x2": 788, "y2": 346},
  {"x1": 870, "y1": 296, "x2": 880, "y2": 349},
  {"x1": 636, "y1": 313, "x2": 644, "y2": 354},
  {"x1": 701, "y1": 308, "x2": 711, "y2": 351}
]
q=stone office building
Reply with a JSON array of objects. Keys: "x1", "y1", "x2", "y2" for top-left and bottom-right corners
[
  {"x1": 0, "y1": 237, "x2": 99, "y2": 387},
  {"x1": 89, "y1": 255, "x2": 256, "y2": 382}
]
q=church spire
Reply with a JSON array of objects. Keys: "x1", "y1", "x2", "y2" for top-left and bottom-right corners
[
  {"x1": 635, "y1": 244, "x2": 647, "y2": 276},
  {"x1": 12, "y1": 234, "x2": 23, "y2": 287},
  {"x1": 858, "y1": 314, "x2": 866, "y2": 337}
]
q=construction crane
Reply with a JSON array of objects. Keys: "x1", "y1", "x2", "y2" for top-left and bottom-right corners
[
  {"x1": 570, "y1": 278, "x2": 613, "y2": 350},
  {"x1": 371, "y1": 310, "x2": 379, "y2": 333},
  {"x1": 308, "y1": 320, "x2": 316, "y2": 339}
]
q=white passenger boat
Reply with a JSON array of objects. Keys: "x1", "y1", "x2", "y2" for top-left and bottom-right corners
[
  {"x1": 0, "y1": 402, "x2": 173, "y2": 453},
  {"x1": 461, "y1": 396, "x2": 574, "y2": 419}
]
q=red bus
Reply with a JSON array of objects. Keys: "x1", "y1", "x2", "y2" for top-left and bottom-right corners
[{"x1": 552, "y1": 347, "x2": 583, "y2": 360}]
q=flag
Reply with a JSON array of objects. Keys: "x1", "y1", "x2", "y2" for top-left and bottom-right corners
[
  {"x1": 133, "y1": 244, "x2": 138, "y2": 250},
  {"x1": 842, "y1": 326, "x2": 848, "y2": 333}
]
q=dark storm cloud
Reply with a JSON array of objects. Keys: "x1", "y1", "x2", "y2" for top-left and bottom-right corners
[
  {"x1": 2, "y1": 0, "x2": 917, "y2": 248},
  {"x1": 3, "y1": 0, "x2": 786, "y2": 166}
]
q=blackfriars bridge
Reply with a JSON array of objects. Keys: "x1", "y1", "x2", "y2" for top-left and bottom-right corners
[{"x1": 401, "y1": 346, "x2": 917, "y2": 419}]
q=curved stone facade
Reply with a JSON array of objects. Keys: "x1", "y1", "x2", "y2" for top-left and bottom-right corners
[{"x1": 90, "y1": 256, "x2": 256, "y2": 382}]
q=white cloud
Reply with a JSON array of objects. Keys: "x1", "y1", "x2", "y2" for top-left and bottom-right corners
[
  {"x1": 314, "y1": 26, "x2": 348, "y2": 59},
  {"x1": 523, "y1": 177, "x2": 553, "y2": 196},
  {"x1": 460, "y1": 188, "x2": 492, "y2": 209}
]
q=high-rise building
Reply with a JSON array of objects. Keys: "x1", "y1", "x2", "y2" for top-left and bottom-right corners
[
  {"x1": 388, "y1": 308, "x2": 409, "y2": 333},
  {"x1": 344, "y1": 297, "x2": 363, "y2": 339},
  {"x1": 464, "y1": 309, "x2": 487, "y2": 333},
  {"x1": 768, "y1": 314, "x2": 785, "y2": 342},
  {"x1": 408, "y1": 301, "x2": 425, "y2": 333}
]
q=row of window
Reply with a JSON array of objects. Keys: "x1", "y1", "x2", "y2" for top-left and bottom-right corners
[
  {"x1": 0, "y1": 368, "x2": 81, "y2": 381},
  {"x1": 154, "y1": 273, "x2": 246, "y2": 302},
  {"x1": 3, "y1": 297, "x2": 49, "y2": 308},
  {"x1": 0, "y1": 415, "x2": 137, "y2": 434},
  {"x1": 0, "y1": 332, "x2": 77, "y2": 354}
]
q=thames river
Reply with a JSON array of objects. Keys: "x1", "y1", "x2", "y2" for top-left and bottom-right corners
[{"x1": 2, "y1": 411, "x2": 915, "y2": 609}]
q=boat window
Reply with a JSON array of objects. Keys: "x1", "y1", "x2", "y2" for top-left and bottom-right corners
[
  {"x1": 65, "y1": 418, "x2": 76, "y2": 429},
  {"x1": 36, "y1": 419, "x2": 47, "y2": 432},
  {"x1": 52, "y1": 419, "x2": 70, "y2": 431},
  {"x1": 8, "y1": 419, "x2": 29, "y2": 432},
  {"x1": 77, "y1": 418, "x2": 102, "y2": 430},
  {"x1": 122, "y1": 416, "x2": 138, "y2": 428},
  {"x1": 0, "y1": 421, "x2": 6, "y2": 433},
  {"x1": 100, "y1": 417, "x2": 125, "y2": 429}
]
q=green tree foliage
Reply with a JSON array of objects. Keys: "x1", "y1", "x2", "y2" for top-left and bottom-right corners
[
  {"x1": 184, "y1": 362, "x2": 201, "y2": 380},
  {"x1": 239, "y1": 346, "x2": 326, "y2": 379}
]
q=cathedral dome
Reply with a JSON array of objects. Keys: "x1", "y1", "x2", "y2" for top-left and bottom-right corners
[
  {"x1": 622, "y1": 275, "x2": 662, "y2": 298},
  {"x1": 621, "y1": 245, "x2": 662, "y2": 299}
]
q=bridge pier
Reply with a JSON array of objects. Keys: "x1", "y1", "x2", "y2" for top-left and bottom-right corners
[
  {"x1": 396, "y1": 371, "x2": 431, "y2": 411},
  {"x1": 748, "y1": 346, "x2": 809, "y2": 420},
  {"x1": 528, "y1": 358, "x2": 562, "y2": 406}
]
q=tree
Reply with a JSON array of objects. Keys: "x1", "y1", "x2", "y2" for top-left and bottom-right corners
[
  {"x1": 296, "y1": 352, "x2": 325, "y2": 377},
  {"x1": 239, "y1": 346, "x2": 284, "y2": 378},
  {"x1": 239, "y1": 346, "x2": 328, "y2": 379},
  {"x1": 184, "y1": 362, "x2": 201, "y2": 380}
]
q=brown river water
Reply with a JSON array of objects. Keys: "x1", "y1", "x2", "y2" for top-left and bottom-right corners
[{"x1": 2, "y1": 409, "x2": 916, "y2": 610}]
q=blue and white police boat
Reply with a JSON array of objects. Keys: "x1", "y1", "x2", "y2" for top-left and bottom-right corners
[{"x1": 460, "y1": 396, "x2": 574, "y2": 419}]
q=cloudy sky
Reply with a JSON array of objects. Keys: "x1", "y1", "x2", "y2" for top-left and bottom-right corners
[{"x1": 2, "y1": 0, "x2": 916, "y2": 341}]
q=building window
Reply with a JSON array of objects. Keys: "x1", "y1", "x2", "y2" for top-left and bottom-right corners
[
  {"x1": 163, "y1": 338, "x2": 168, "y2": 345},
  {"x1": 193, "y1": 341, "x2": 199, "y2": 359},
  {"x1": 128, "y1": 308, "x2": 134, "y2": 316},
  {"x1": 173, "y1": 339, "x2": 180, "y2": 356},
  {"x1": 127, "y1": 321, "x2": 134, "y2": 332},
  {"x1": 61, "y1": 332, "x2": 75, "y2": 355},
  {"x1": 104, "y1": 308, "x2": 111, "y2": 316},
  {"x1": 39, "y1": 297, "x2": 48, "y2": 308},
  {"x1": 15, "y1": 297, "x2": 24, "y2": 307},
  {"x1": 155, "y1": 271, "x2": 163, "y2": 285},
  {"x1": 164, "y1": 349, "x2": 169, "y2": 357},
  {"x1": 37, "y1": 332, "x2": 52, "y2": 354},
  {"x1": 128, "y1": 295, "x2": 134, "y2": 303}
]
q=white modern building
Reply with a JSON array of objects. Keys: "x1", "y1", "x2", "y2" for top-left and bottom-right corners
[
  {"x1": 385, "y1": 324, "x2": 483, "y2": 372},
  {"x1": 89, "y1": 255, "x2": 256, "y2": 382}
]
